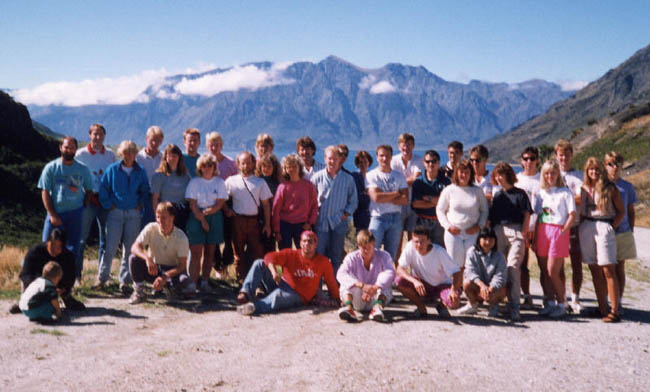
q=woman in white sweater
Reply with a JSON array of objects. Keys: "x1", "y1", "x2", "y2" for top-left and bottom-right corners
[{"x1": 437, "y1": 159, "x2": 489, "y2": 269}]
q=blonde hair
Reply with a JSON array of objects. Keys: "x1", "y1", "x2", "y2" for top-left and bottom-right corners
[
  {"x1": 583, "y1": 157, "x2": 615, "y2": 212},
  {"x1": 605, "y1": 151, "x2": 624, "y2": 166},
  {"x1": 554, "y1": 139, "x2": 573, "y2": 155},
  {"x1": 540, "y1": 159, "x2": 566, "y2": 190},
  {"x1": 184, "y1": 128, "x2": 200, "y2": 139},
  {"x1": 256, "y1": 133, "x2": 274, "y2": 149},
  {"x1": 42, "y1": 261, "x2": 63, "y2": 282},
  {"x1": 281, "y1": 154, "x2": 304, "y2": 180},
  {"x1": 206, "y1": 131, "x2": 223, "y2": 146},
  {"x1": 146, "y1": 125, "x2": 164, "y2": 139},
  {"x1": 356, "y1": 230, "x2": 375, "y2": 245},
  {"x1": 196, "y1": 154, "x2": 218, "y2": 177},
  {"x1": 117, "y1": 140, "x2": 138, "y2": 158}
]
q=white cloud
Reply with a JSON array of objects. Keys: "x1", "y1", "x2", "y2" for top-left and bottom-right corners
[
  {"x1": 359, "y1": 75, "x2": 397, "y2": 94},
  {"x1": 13, "y1": 69, "x2": 170, "y2": 106},
  {"x1": 175, "y1": 63, "x2": 295, "y2": 96},
  {"x1": 558, "y1": 80, "x2": 589, "y2": 91},
  {"x1": 13, "y1": 61, "x2": 296, "y2": 106}
]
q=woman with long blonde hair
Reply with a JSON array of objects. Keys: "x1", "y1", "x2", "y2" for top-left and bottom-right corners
[{"x1": 579, "y1": 157, "x2": 624, "y2": 322}]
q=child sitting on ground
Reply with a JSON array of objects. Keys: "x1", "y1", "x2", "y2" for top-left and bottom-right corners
[{"x1": 19, "y1": 261, "x2": 63, "y2": 322}]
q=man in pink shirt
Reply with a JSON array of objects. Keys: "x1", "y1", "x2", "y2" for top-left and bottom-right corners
[
  {"x1": 236, "y1": 231, "x2": 340, "y2": 315},
  {"x1": 337, "y1": 230, "x2": 395, "y2": 322}
]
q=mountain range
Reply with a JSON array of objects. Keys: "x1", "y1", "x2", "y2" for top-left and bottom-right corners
[{"x1": 22, "y1": 56, "x2": 574, "y2": 150}]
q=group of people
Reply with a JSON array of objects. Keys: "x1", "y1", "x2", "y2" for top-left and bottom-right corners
[{"x1": 13, "y1": 124, "x2": 638, "y2": 325}]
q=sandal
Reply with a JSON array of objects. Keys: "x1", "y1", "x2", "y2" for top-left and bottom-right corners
[{"x1": 602, "y1": 312, "x2": 621, "y2": 323}]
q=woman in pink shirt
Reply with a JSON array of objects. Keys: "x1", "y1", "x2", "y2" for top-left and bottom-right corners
[{"x1": 272, "y1": 154, "x2": 319, "y2": 249}]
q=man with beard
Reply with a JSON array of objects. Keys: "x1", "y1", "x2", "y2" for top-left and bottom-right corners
[{"x1": 38, "y1": 136, "x2": 93, "y2": 262}]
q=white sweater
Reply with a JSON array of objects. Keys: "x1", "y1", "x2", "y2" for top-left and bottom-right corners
[{"x1": 436, "y1": 184, "x2": 488, "y2": 230}]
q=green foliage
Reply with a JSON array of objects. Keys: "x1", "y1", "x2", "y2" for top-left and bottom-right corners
[
  {"x1": 573, "y1": 129, "x2": 650, "y2": 169},
  {"x1": 537, "y1": 144, "x2": 554, "y2": 163}
]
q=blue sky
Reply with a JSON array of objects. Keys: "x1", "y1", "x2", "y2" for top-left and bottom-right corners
[{"x1": 2, "y1": 1, "x2": 649, "y2": 98}]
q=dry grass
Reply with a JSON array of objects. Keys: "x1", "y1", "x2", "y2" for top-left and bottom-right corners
[
  {"x1": 626, "y1": 169, "x2": 650, "y2": 228},
  {"x1": 0, "y1": 245, "x2": 27, "y2": 296}
]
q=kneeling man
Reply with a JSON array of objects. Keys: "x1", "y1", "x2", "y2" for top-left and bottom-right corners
[
  {"x1": 337, "y1": 230, "x2": 395, "y2": 322},
  {"x1": 395, "y1": 226, "x2": 461, "y2": 318},
  {"x1": 129, "y1": 202, "x2": 190, "y2": 304},
  {"x1": 237, "y1": 231, "x2": 340, "y2": 315}
]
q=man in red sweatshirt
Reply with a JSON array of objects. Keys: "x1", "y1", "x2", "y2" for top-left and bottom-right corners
[{"x1": 236, "y1": 231, "x2": 340, "y2": 315}]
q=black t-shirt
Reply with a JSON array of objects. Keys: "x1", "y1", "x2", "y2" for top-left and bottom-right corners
[
  {"x1": 489, "y1": 186, "x2": 532, "y2": 226},
  {"x1": 19, "y1": 242, "x2": 75, "y2": 292},
  {"x1": 412, "y1": 171, "x2": 451, "y2": 217}
]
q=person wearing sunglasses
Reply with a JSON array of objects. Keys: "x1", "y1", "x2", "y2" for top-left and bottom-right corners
[{"x1": 411, "y1": 150, "x2": 451, "y2": 247}]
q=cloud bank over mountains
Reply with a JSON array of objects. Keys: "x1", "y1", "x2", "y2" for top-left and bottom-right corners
[{"x1": 13, "y1": 58, "x2": 586, "y2": 107}]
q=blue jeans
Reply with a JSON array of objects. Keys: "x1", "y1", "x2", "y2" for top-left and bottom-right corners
[
  {"x1": 241, "y1": 259, "x2": 304, "y2": 314},
  {"x1": 99, "y1": 208, "x2": 141, "y2": 284},
  {"x1": 279, "y1": 221, "x2": 304, "y2": 250},
  {"x1": 141, "y1": 194, "x2": 155, "y2": 228},
  {"x1": 368, "y1": 212, "x2": 402, "y2": 261},
  {"x1": 42, "y1": 207, "x2": 83, "y2": 260},
  {"x1": 77, "y1": 203, "x2": 108, "y2": 278},
  {"x1": 316, "y1": 219, "x2": 349, "y2": 276}
]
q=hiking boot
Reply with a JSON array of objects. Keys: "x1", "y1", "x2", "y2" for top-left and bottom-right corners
[
  {"x1": 199, "y1": 279, "x2": 211, "y2": 294},
  {"x1": 521, "y1": 295, "x2": 534, "y2": 310},
  {"x1": 92, "y1": 279, "x2": 107, "y2": 291},
  {"x1": 9, "y1": 303, "x2": 21, "y2": 314},
  {"x1": 63, "y1": 295, "x2": 86, "y2": 311},
  {"x1": 182, "y1": 281, "x2": 197, "y2": 296},
  {"x1": 237, "y1": 302, "x2": 255, "y2": 316},
  {"x1": 510, "y1": 308, "x2": 522, "y2": 322},
  {"x1": 119, "y1": 283, "x2": 131, "y2": 297},
  {"x1": 539, "y1": 302, "x2": 556, "y2": 316},
  {"x1": 456, "y1": 303, "x2": 478, "y2": 315},
  {"x1": 164, "y1": 287, "x2": 178, "y2": 303},
  {"x1": 129, "y1": 288, "x2": 146, "y2": 305},
  {"x1": 488, "y1": 304, "x2": 499, "y2": 317},
  {"x1": 338, "y1": 306, "x2": 360, "y2": 322},
  {"x1": 549, "y1": 303, "x2": 567, "y2": 318},
  {"x1": 435, "y1": 302, "x2": 451, "y2": 319},
  {"x1": 369, "y1": 304, "x2": 384, "y2": 322}
]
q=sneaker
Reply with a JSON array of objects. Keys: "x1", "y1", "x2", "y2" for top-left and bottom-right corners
[
  {"x1": 119, "y1": 283, "x2": 131, "y2": 297},
  {"x1": 369, "y1": 304, "x2": 384, "y2": 322},
  {"x1": 510, "y1": 308, "x2": 522, "y2": 322},
  {"x1": 549, "y1": 303, "x2": 567, "y2": 318},
  {"x1": 338, "y1": 306, "x2": 360, "y2": 322},
  {"x1": 62, "y1": 295, "x2": 86, "y2": 311},
  {"x1": 456, "y1": 303, "x2": 478, "y2": 315},
  {"x1": 164, "y1": 287, "x2": 178, "y2": 303},
  {"x1": 129, "y1": 289, "x2": 146, "y2": 305},
  {"x1": 199, "y1": 280, "x2": 211, "y2": 294},
  {"x1": 9, "y1": 303, "x2": 21, "y2": 314},
  {"x1": 182, "y1": 282, "x2": 197, "y2": 295},
  {"x1": 539, "y1": 302, "x2": 556, "y2": 316},
  {"x1": 237, "y1": 302, "x2": 255, "y2": 316},
  {"x1": 92, "y1": 279, "x2": 107, "y2": 291},
  {"x1": 521, "y1": 295, "x2": 534, "y2": 310},
  {"x1": 435, "y1": 302, "x2": 451, "y2": 319},
  {"x1": 488, "y1": 304, "x2": 499, "y2": 317},
  {"x1": 569, "y1": 300, "x2": 582, "y2": 314}
]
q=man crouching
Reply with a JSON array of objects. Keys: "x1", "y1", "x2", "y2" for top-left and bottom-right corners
[
  {"x1": 337, "y1": 230, "x2": 395, "y2": 322},
  {"x1": 236, "y1": 231, "x2": 340, "y2": 315},
  {"x1": 128, "y1": 202, "x2": 190, "y2": 304}
]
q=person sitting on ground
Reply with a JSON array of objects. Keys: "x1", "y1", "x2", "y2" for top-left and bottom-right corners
[
  {"x1": 336, "y1": 230, "x2": 395, "y2": 322},
  {"x1": 236, "y1": 231, "x2": 340, "y2": 315},
  {"x1": 395, "y1": 226, "x2": 461, "y2": 319},
  {"x1": 457, "y1": 227, "x2": 507, "y2": 317},
  {"x1": 11, "y1": 228, "x2": 85, "y2": 314},
  {"x1": 19, "y1": 261, "x2": 63, "y2": 323},
  {"x1": 128, "y1": 202, "x2": 190, "y2": 304}
]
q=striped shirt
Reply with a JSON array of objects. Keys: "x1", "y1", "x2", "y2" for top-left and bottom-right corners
[{"x1": 311, "y1": 168, "x2": 358, "y2": 231}]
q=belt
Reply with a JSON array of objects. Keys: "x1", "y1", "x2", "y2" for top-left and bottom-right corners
[
  {"x1": 582, "y1": 216, "x2": 614, "y2": 224},
  {"x1": 417, "y1": 214, "x2": 437, "y2": 221}
]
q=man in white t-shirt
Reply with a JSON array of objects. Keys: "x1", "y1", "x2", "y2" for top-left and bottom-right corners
[
  {"x1": 128, "y1": 202, "x2": 190, "y2": 304},
  {"x1": 395, "y1": 226, "x2": 461, "y2": 318},
  {"x1": 516, "y1": 146, "x2": 541, "y2": 309},
  {"x1": 296, "y1": 136, "x2": 325, "y2": 180},
  {"x1": 554, "y1": 139, "x2": 584, "y2": 313},
  {"x1": 224, "y1": 151, "x2": 273, "y2": 282},
  {"x1": 136, "y1": 125, "x2": 164, "y2": 226},
  {"x1": 366, "y1": 144, "x2": 408, "y2": 261},
  {"x1": 390, "y1": 133, "x2": 423, "y2": 259},
  {"x1": 75, "y1": 123, "x2": 116, "y2": 281}
]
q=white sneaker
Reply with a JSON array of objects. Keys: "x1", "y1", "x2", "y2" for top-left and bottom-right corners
[
  {"x1": 456, "y1": 303, "x2": 478, "y2": 315},
  {"x1": 338, "y1": 306, "x2": 360, "y2": 322},
  {"x1": 129, "y1": 289, "x2": 146, "y2": 305},
  {"x1": 569, "y1": 300, "x2": 582, "y2": 314},
  {"x1": 550, "y1": 303, "x2": 567, "y2": 318},
  {"x1": 369, "y1": 304, "x2": 384, "y2": 322},
  {"x1": 237, "y1": 302, "x2": 255, "y2": 316}
]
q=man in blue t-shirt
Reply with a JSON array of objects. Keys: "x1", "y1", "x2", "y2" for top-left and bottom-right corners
[
  {"x1": 37, "y1": 136, "x2": 93, "y2": 260},
  {"x1": 183, "y1": 128, "x2": 201, "y2": 177}
]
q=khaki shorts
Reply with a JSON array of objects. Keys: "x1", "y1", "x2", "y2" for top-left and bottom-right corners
[
  {"x1": 579, "y1": 220, "x2": 616, "y2": 266},
  {"x1": 615, "y1": 231, "x2": 637, "y2": 261}
]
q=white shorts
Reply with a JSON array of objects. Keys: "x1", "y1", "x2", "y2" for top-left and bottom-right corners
[{"x1": 578, "y1": 220, "x2": 616, "y2": 266}]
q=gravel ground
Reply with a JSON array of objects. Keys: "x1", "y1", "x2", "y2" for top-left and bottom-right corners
[{"x1": 2, "y1": 238, "x2": 650, "y2": 391}]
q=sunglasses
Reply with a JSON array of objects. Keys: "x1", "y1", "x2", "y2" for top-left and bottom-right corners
[
  {"x1": 424, "y1": 160, "x2": 438, "y2": 164},
  {"x1": 469, "y1": 158, "x2": 482, "y2": 163},
  {"x1": 607, "y1": 162, "x2": 620, "y2": 168},
  {"x1": 521, "y1": 156, "x2": 538, "y2": 161}
]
